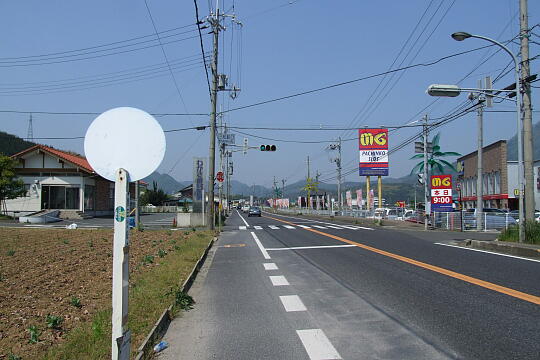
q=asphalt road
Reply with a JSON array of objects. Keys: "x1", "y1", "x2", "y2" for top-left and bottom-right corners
[
  {"x1": 0, "y1": 212, "x2": 176, "y2": 229},
  {"x1": 160, "y1": 210, "x2": 540, "y2": 360}
]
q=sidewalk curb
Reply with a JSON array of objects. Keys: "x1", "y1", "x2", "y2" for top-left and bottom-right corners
[
  {"x1": 135, "y1": 236, "x2": 217, "y2": 360},
  {"x1": 457, "y1": 239, "x2": 540, "y2": 259}
]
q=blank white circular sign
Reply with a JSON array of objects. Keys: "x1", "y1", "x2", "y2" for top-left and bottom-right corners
[{"x1": 84, "y1": 107, "x2": 166, "y2": 181}]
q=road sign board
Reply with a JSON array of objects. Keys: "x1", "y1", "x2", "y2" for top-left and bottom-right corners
[
  {"x1": 84, "y1": 107, "x2": 165, "y2": 182},
  {"x1": 217, "y1": 171, "x2": 224, "y2": 182},
  {"x1": 218, "y1": 132, "x2": 235, "y2": 145},
  {"x1": 359, "y1": 128, "x2": 389, "y2": 176},
  {"x1": 431, "y1": 175, "x2": 453, "y2": 212}
]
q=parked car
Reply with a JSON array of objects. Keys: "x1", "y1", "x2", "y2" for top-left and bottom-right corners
[
  {"x1": 372, "y1": 207, "x2": 399, "y2": 220},
  {"x1": 400, "y1": 209, "x2": 416, "y2": 221},
  {"x1": 248, "y1": 206, "x2": 262, "y2": 217},
  {"x1": 515, "y1": 211, "x2": 540, "y2": 223},
  {"x1": 463, "y1": 208, "x2": 517, "y2": 230}
]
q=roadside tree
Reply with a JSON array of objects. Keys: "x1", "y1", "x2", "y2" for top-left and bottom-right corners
[{"x1": 0, "y1": 155, "x2": 25, "y2": 214}]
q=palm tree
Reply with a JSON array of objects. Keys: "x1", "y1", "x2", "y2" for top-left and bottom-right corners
[{"x1": 410, "y1": 133, "x2": 461, "y2": 175}]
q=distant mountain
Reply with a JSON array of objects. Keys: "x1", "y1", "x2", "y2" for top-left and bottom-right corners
[
  {"x1": 0, "y1": 131, "x2": 36, "y2": 156},
  {"x1": 507, "y1": 120, "x2": 540, "y2": 161},
  {"x1": 230, "y1": 180, "x2": 272, "y2": 198},
  {"x1": 143, "y1": 171, "x2": 190, "y2": 194}
]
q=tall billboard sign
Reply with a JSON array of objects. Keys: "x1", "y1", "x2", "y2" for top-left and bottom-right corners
[
  {"x1": 431, "y1": 174, "x2": 453, "y2": 212},
  {"x1": 193, "y1": 157, "x2": 206, "y2": 213},
  {"x1": 359, "y1": 128, "x2": 389, "y2": 176}
]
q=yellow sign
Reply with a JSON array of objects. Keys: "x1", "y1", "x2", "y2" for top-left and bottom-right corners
[
  {"x1": 431, "y1": 176, "x2": 451, "y2": 187},
  {"x1": 514, "y1": 189, "x2": 520, "y2": 196},
  {"x1": 360, "y1": 132, "x2": 387, "y2": 146}
]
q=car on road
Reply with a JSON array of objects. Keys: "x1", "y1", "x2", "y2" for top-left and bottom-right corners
[
  {"x1": 248, "y1": 206, "x2": 261, "y2": 217},
  {"x1": 241, "y1": 204, "x2": 250, "y2": 213}
]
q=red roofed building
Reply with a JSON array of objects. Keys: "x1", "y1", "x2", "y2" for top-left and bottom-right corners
[{"x1": 6, "y1": 144, "x2": 143, "y2": 219}]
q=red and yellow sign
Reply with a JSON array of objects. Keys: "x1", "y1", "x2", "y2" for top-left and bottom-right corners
[
  {"x1": 359, "y1": 128, "x2": 388, "y2": 176},
  {"x1": 431, "y1": 175, "x2": 453, "y2": 212}
]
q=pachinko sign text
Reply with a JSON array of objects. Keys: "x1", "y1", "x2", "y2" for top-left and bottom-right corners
[{"x1": 359, "y1": 128, "x2": 389, "y2": 176}]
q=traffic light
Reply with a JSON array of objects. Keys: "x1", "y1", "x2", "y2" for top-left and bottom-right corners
[
  {"x1": 260, "y1": 144, "x2": 276, "y2": 151},
  {"x1": 417, "y1": 173, "x2": 424, "y2": 185}
]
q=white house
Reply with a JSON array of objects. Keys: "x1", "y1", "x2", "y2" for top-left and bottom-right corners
[{"x1": 5, "y1": 144, "x2": 133, "y2": 219}]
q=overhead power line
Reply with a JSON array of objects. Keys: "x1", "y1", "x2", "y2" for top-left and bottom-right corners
[
  {"x1": 0, "y1": 110, "x2": 208, "y2": 116},
  {"x1": 144, "y1": 0, "x2": 193, "y2": 122},
  {"x1": 0, "y1": 57, "x2": 209, "y2": 95},
  {"x1": 0, "y1": 23, "x2": 197, "y2": 61},
  {"x1": 194, "y1": 0, "x2": 212, "y2": 97},
  {"x1": 219, "y1": 43, "x2": 498, "y2": 115},
  {"x1": 0, "y1": 125, "x2": 209, "y2": 141},
  {"x1": 0, "y1": 32, "x2": 202, "y2": 68}
]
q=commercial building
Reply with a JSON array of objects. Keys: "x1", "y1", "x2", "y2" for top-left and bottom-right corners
[{"x1": 457, "y1": 140, "x2": 539, "y2": 211}]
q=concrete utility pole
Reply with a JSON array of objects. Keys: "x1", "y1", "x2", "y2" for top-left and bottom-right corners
[
  {"x1": 520, "y1": 0, "x2": 535, "y2": 221},
  {"x1": 282, "y1": 179, "x2": 286, "y2": 201},
  {"x1": 475, "y1": 82, "x2": 485, "y2": 231},
  {"x1": 329, "y1": 137, "x2": 342, "y2": 210},
  {"x1": 423, "y1": 114, "x2": 429, "y2": 231},
  {"x1": 207, "y1": 7, "x2": 220, "y2": 230}
]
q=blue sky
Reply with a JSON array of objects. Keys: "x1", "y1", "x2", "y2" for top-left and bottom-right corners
[{"x1": 0, "y1": 0, "x2": 538, "y2": 190}]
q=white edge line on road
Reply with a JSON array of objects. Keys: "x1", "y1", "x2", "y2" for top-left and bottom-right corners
[
  {"x1": 251, "y1": 231, "x2": 271, "y2": 259},
  {"x1": 263, "y1": 263, "x2": 278, "y2": 270},
  {"x1": 269, "y1": 275, "x2": 290, "y2": 286},
  {"x1": 266, "y1": 245, "x2": 357, "y2": 251},
  {"x1": 237, "y1": 209, "x2": 250, "y2": 227},
  {"x1": 434, "y1": 242, "x2": 540, "y2": 263},
  {"x1": 279, "y1": 295, "x2": 307, "y2": 312},
  {"x1": 296, "y1": 329, "x2": 342, "y2": 360}
]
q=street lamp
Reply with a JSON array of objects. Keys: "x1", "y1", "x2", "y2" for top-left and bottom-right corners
[{"x1": 428, "y1": 32, "x2": 524, "y2": 242}]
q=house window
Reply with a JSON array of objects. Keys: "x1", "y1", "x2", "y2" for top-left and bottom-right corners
[{"x1": 41, "y1": 185, "x2": 80, "y2": 210}]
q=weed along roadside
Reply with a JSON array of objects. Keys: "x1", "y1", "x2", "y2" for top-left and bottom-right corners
[{"x1": 0, "y1": 227, "x2": 215, "y2": 359}]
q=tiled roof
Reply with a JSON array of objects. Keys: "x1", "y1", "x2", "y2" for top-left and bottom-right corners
[{"x1": 11, "y1": 144, "x2": 94, "y2": 173}]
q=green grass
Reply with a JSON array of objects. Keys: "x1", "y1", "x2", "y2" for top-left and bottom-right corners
[
  {"x1": 499, "y1": 221, "x2": 540, "y2": 244},
  {"x1": 43, "y1": 231, "x2": 214, "y2": 359}
]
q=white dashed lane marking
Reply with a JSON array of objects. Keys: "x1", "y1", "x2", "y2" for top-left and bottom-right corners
[
  {"x1": 296, "y1": 329, "x2": 342, "y2": 360},
  {"x1": 269, "y1": 275, "x2": 290, "y2": 286},
  {"x1": 279, "y1": 295, "x2": 307, "y2": 312},
  {"x1": 263, "y1": 263, "x2": 278, "y2": 270}
]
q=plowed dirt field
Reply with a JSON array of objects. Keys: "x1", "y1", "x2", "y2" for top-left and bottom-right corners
[{"x1": 0, "y1": 227, "x2": 203, "y2": 359}]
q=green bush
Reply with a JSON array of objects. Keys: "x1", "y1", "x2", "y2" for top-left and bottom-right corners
[{"x1": 499, "y1": 221, "x2": 540, "y2": 244}]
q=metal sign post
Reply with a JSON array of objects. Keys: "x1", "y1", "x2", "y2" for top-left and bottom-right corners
[
  {"x1": 84, "y1": 107, "x2": 166, "y2": 360},
  {"x1": 112, "y1": 168, "x2": 130, "y2": 360}
]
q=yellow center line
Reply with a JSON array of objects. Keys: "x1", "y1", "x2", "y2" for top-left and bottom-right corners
[{"x1": 263, "y1": 214, "x2": 540, "y2": 305}]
